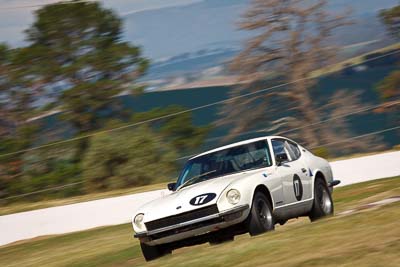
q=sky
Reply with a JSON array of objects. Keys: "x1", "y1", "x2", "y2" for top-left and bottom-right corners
[{"x1": 0, "y1": 0, "x2": 202, "y2": 49}]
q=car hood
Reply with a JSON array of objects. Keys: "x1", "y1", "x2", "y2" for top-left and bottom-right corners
[{"x1": 138, "y1": 170, "x2": 261, "y2": 222}]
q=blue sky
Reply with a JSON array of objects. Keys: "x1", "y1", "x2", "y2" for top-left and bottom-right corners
[{"x1": 0, "y1": 0, "x2": 201, "y2": 48}]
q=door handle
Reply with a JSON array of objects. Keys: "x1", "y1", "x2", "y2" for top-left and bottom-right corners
[{"x1": 301, "y1": 168, "x2": 307, "y2": 173}]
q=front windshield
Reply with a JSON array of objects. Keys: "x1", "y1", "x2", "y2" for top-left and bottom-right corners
[{"x1": 176, "y1": 140, "x2": 272, "y2": 189}]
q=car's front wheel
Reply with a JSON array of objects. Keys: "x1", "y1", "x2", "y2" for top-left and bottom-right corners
[
  {"x1": 309, "y1": 178, "x2": 334, "y2": 221},
  {"x1": 140, "y1": 242, "x2": 171, "y2": 261},
  {"x1": 246, "y1": 191, "x2": 275, "y2": 236}
]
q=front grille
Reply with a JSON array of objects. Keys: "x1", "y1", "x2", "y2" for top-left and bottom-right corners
[
  {"x1": 145, "y1": 204, "x2": 219, "y2": 231},
  {"x1": 150, "y1": 217, "x2": 223, "y2": 240}
]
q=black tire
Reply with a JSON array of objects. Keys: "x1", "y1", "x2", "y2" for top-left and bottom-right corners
[
  {"x1": 309, "y1": 178, "x2": 334, "y2": 222},
  {"x1": 140, "y1": 242, "x2": 171, "y2": 261},
  {"x1": 247, "y1": 191, "x2": 275, "y2": 236}
]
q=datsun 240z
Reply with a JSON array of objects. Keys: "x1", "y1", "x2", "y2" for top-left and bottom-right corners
[{"x1": 132, "y1": 136, "x2": 340, "y2": 261}]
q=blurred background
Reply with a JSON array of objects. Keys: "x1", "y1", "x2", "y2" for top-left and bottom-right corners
[
  {"x1": 0, "y1": 0, "x2": 400, "y2": 267},
  {"x1": 0, "y1": 0, "x2": 399, "y2": 266}
]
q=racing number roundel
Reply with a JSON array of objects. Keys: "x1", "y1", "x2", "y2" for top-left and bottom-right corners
[
  {"x1": 293, "y1": 174, "x2": 303, "y2": 201},
  {"x1": 189, "y1": 193, "x2": 216, "y2": 206}
]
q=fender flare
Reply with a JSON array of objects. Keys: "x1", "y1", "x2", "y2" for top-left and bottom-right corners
[
  {"x1": 250, "y1": 184, "x2": 275, "y2": 210},
  {"x1": 311, "y1": 169, "x2": 327, "y2": 198}
]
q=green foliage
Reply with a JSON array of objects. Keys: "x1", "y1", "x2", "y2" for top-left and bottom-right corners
[
  {"x1": 1, "y1": 161, "x2": 82, "y2": 202},
  {"x1": 376, "y1": 6, "x2": 400, "y2": 123},
  {"x1": 312, "y1": 147, "x2": 331, "y2": 159},
  {"x1": 379, "y1": 5, "x2": 400, "y2": 38},
  {"x1": 23, "y1": 162, "x2": 82, "y2": 198},
  {"x1": 1, "y1": 2, "x2": 212, "y2": 203},
  {"x1": 20, "y1": 1, "x2": 149, "y2": 133},
  {"x1": 133, "y1": 105, "x2": 211, "y2": 154},
  {"x1": 82, "y1": 127, "x2": 178, "y2": 191},
  {"x1": 393, "y1": 144, "x2": 400, "y2": 151},
  {"x1": 0, "y1": 142, "x2": 82, "y2": 202},
  {"x1": 376, "y1": 70, "x2": 400, "y2": 101},
  {"x1": 0, "y1": 123, "x2": 41, "y2": 200},
  {"x1": 0, "y1": 43, "x2": 37, "y2": 139}
]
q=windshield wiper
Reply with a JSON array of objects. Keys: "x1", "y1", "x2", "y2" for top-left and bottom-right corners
[{"x1": 177, "y1": 170, "x2": 217, "y2": 190}]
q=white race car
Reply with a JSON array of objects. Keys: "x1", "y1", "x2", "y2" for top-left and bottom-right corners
[{"x1": 132, "y1": 136, "x2": 340, "y2": 261}]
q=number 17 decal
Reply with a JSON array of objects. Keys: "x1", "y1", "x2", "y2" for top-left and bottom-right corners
[
  {"x1": 195, "y1": 195, "x2": 208, "y2": 205},
  {"x1": 190, "y1": 193, "x2": 216, "y2": 206}
]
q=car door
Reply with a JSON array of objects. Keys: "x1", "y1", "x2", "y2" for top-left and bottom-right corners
[{"x1": 271, "y1": 139, "x2": 312, "y2": 205}]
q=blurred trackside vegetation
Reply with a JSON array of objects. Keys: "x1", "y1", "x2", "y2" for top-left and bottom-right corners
[
  {"x1": 0, "y1": 1, "x2": 399, "y2": 205},
  {"x1": 0, "y1": 176, "x2": 399, "y2": 267},
  {"x1": 0, "y1": 1, "x2": 209, "y2": 203},
  {"x1": 376, "y1": 5, "x2": 400, "y2": 123}
]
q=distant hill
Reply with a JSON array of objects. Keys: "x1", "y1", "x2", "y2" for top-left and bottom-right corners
[
  {"x1": 125, "y1": 0, "x2": 399, "y2": 83},
  {"x1": 124, "y1": 0, "x2": 399, "y2": 59}
]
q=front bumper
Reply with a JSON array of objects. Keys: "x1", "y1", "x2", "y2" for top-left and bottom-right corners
[{"x1": 134, "y1": 204, "x2": 249, "y2": 245}]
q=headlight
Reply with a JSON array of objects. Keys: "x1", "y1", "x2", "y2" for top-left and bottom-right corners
[
  {"x1": 226, "y1": 189, "x2": 241, "y2": 205},
  {"x1": 133, "y1": 213, "x2": 144, "y2": 227}
]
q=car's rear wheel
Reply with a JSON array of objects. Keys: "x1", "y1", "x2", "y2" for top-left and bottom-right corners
[
  {"x1": 247, "y1": 191, "x2": 275, "y2": 236},
  {"x1": 309, "y1": 178, "x2": 334, "y2": 221},
  {"x1": 140, "y1": 242, "x2": 171, "y2": 261}
]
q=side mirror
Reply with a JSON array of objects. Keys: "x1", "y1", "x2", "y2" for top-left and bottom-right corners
[
  {"x1": 167, "y1": 182, "x2": 176, "y2": 191},
  {"x1": 275, "y1": 153, "x2": 288, "y2": 166}
]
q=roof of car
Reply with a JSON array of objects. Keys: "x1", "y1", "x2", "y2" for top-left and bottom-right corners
[{"x1": 190, "y1": 135, "x2": 287, "y2": 160}]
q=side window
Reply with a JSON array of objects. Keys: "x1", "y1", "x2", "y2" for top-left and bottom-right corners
[
  {"x1": 272, "y1": 139, "x2": 301, "y2": 162},
  {"x1": 286, "y1": 141, "x2": 301, "y2": 160},
  {"x1": 272, "y1": 139, "x2": 289, "y2": 161}
]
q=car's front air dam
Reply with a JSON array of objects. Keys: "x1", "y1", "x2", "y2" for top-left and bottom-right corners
[{"x1": 135, "y1": 204, "x2": 249, "y2": 245}]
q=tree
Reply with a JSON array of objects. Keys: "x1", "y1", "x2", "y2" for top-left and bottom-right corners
[
  {"x1": 20, "y1": 1, "x2": 149, "y2": 133},
  {"x1": 376, "y1": 5, "x2": 400, "y2": 124},
  {"x1": 0, "y1": 44, "x2": 36, "y2": 138},
  {"x1": 218, "y1": 0, "x2": 351, "y2": 147},
  {"x1": 377, "y1": 70, "x2": 400, "y2": 102},
  {"x1": 132, "y1": 105, "x2": 211, "y2": 154},
  {"x1": 0, "y1": 44, "x2": 12, "y2": 138},
  {"x1": 217, "y1": 0, "x2": 374, "y2": 152},
  {"x1": 379, "y1": 5, "x2": 400, "y2": 38},
  {"x1": 0, "y1": 43, "x2": 40, "y2": 200},
  {"x1": 376, "y1": 70, "x2": 400, "y2": 124},
  {"x1": 82, "y1": 127, "x2": 178, "y2": 191},
  {"x1": 316, "y1": 90, "x2": 385, "y2": 155}
]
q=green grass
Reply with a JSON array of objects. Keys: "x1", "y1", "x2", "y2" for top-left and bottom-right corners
[{"x1": 0, "y1": 176, "x2": 399, "y2": 267}]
